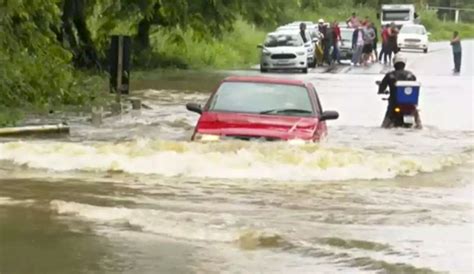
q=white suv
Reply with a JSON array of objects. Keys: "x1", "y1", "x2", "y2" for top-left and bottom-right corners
[
  {"x1": 397, "y1": 24, "x2": 430, "y2": 53},
  {"x1": 276, "y1": 25, "x2": 317, "y2": 67},
  {"x1": 259, "y1": 31, "x2": 308, "y2": 73}
]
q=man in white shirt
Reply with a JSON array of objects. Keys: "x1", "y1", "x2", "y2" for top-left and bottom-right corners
[{"x1": 351, "y1": 26, "x2": 365, "y2": 66}]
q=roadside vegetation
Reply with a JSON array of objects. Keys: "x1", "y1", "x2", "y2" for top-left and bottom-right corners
[
  {"x1": 418, "y1": 10, "x2": 474, "y2": 41},
  {"x1": 149, "y1": 8, "x2": 474, "y2": 70},
  {"x1": 0, "y1": 0, "x2": 473, "y2": 125}
]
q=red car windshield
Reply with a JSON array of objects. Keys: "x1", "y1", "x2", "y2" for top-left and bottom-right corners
[{"x1": 208, "y1": 82, "x2": 314, "y2": 116}]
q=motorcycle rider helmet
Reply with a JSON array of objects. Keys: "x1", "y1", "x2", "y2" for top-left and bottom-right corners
[
  {"x1": 393, "y1": 54, "x2": 407, "y2": 66},
  {"x1": 318, "y1": 19, "x2": 324, "y2": 24}
]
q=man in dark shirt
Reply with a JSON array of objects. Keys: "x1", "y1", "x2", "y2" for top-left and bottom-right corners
[
  {"x1": 450, "y1": 31, "x2": 462, "y2": 73},
  {"x1": 300, "y1": 23, "x2": 308, "y2": 43},
  {"x1": 318, "y1": 19, "x2": 331, "y2": 65},
  {"x1": 370, "y1": 22, "x2": 378, "y2": 63}
]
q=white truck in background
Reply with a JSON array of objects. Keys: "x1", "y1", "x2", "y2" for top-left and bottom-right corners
[{"x1": 378, "y1": 4, "x2": 419, "y2": 27}]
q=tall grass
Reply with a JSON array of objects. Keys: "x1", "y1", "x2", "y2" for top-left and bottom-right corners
[
  {"x1": 148, "y1": 21, "x2": 267, "y2": 70},
  {"x1": 0, "y1": 109, "x2": 23, "y2": 127},
  {"x1": 419, "y1": 10, "x2": 474, "y2": 41}
]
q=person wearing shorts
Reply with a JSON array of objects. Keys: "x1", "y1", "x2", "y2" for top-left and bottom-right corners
[
  {"x1": 362, "y1": 26, "x2": 375, "y2": 66},
  {"x1": 363, "y1": 43, "x2": 373, "y2": 61}
]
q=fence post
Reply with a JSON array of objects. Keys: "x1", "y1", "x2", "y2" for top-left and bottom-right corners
[
  {"x1": 116, "y1": 36, "x2": 123, "y2": 102},
  {"x1": 109, "y1": 35, "x2": 131, "y2": 115}
]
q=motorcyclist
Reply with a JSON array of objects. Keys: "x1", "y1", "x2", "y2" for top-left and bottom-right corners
[{"x1": 378, "y1": 54, "x2": 422, "y2": 129}]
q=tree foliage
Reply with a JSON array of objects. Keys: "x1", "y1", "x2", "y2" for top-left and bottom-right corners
[{"x1": 1, "y1": 0, "x2": 77, "y2": 107}]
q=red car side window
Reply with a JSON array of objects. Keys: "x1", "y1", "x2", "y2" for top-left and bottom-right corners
[{"x1": 308, "y1": 84, "x2": 322, "y2": 115}]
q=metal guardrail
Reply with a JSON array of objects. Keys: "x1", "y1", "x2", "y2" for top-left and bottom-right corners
[
  {"x1": 427, "y1": 6, "x2": 474, "y2": 12},
  {"x1": 0, "y1": 123, "x2": 70, "y2": 137}
]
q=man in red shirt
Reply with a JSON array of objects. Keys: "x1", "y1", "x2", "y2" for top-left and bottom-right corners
[
  {"x1": 379, "y1": 24, "x2": 391, "y2": 64},
  {"x1": 361, "y1": 16, "x2": 370, "y2": 27},
  {"x1": 332, "y1": 21, "x2": 342, "y2": 64}
]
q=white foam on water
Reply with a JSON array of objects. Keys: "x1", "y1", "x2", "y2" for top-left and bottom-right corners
[
  {"x1": 0, "y1": 139, "x2": 470, "y2": 181},
  {"x1": 0, "y1": 196, "x2": 35, "y2": 206},
  {"x1": 50, "y1": 200, "x2": 240, "y2": 242}
]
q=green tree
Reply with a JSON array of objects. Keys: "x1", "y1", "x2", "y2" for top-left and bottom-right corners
[
  {"x1": 126, "y1": 0, "x2": 297, "y2": 50},
  {"x1": 57, "y1": 0, "x2": 101, "y2": 69},
  {"x1": 0, "y1": 0, "x2": 99, "y2": 109}
]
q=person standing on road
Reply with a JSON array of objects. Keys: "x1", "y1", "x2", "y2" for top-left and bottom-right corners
[
  {"x1": 351, "y1": 26, "x2": 365, "y2": 66},
  {"x1": 450, "y1": 31, "x2": 462, "y2": 73},
  {"x1": 324, "y1": 23, "x2": 334, "y2": 65},
  {"x1": 370, "y1": 22, "x2": 378, "y2": 63},
  {"x1": 318, "y1": 19, "x2": 331, "y2": 66},
  {"x1": 318, "y1": 19, "x2": 326, "y2": 40},
  {"x1": 362, "y1": 25, "x2": 375, "y2": 66},
  {"x1": 346, "y1": 12, "x2": 360, "y2": 28},
  {"x1": 390, "y1": 24, "x2": 400, "y2": 54},
  {"x1": 379, "y1": 24, "x2": 390, "y2": 64},
  {"x1": 299, "y1": 23, "x2": 308, "y2": 43},
  {"x1": 332, "y1": 21, "x2": 342, "y2": 64},
  {"x1": 385, "y1": 23, "x2": 399, "y2": 64}
]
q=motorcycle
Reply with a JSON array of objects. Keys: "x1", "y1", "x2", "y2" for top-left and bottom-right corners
[{"x1": 376, "y1": 80, "x2": 422, "y2": 129}]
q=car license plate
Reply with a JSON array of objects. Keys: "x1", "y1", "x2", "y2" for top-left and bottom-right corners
[
  {"x1": 276, "y1": 62, "x2": 294, "y2": 67},
  {"x1": 403, "y1": 115, "x2": 415, "y2": 124}
]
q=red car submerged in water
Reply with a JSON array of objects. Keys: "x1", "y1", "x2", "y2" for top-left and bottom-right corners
[{"x1": 185, "y1": 76, "x2": 339, "y2": 142}]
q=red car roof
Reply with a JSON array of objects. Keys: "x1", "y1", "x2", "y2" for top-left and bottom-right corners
[{"x1": 223, "y1": 76, "x2": 306, "y2": 86}]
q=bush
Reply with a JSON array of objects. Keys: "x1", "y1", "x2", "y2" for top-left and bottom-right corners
[
  {"x1": 420, "y1": 10, "x2": 474, "y2": 41},
  {"x1": 0, "y1": 1, "x2": 108, "y2": 125},
  {"x1": 146, "y1": 20, "x2": 267, "y2": 70},
  {"x1": 0, "y1": 109, "x2": 23, "y2": 127}
]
